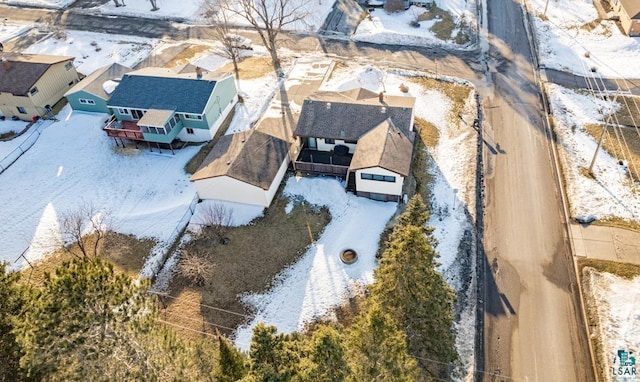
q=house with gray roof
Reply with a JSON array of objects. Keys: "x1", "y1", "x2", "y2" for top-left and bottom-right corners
[
  {"x1": 64, "y1": 63, "x2": 130, "y2": 114},
  {"x1": 293, "y1": 88, "x2": 416, "y2": 202},
  {"x1": 191, "y1": 129, "x2": 290, "y2": 207},
  {"x1": 102, "y1": 67, "x2": 237, "y2": 150},
  {"x1": 0, "y1": 53, "x2": 79, "y2": 121}
]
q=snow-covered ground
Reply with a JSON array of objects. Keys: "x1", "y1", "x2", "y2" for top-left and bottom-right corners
[
  {"x1": 227, "y1": 64, "x2": 478, "y2": 379},
  {"x1": 4, "y1": 0, "x2": 73, "y2": 9},
  {"x1": 0, "y1": 107, "x2": 199, "y2": 271},
  {"x1": 547, "y1": 84, "x2": 640, "y2": 223},
  {"x1": 528, "y1": 0, "x2": 640, "y2": 78},
  {"x1": 0, "y1": 22, "x2": 33, "y2": 43},
  {"x1": 23, "y1": 30, "x2": 157, "y2": 75},
  {"x1": 585, "y1": 268, "x2": 640, "y2": 382},
  {"x1": 354, "y1": 0, "x2": 477, "y2": 48}
]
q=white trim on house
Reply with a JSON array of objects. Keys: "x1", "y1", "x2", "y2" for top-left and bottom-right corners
[{"x1": 354, "y1": 167, "x2": 404, "y2": 197}]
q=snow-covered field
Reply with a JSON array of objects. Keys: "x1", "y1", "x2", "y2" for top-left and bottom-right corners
[
  {"x1": 529, "y1": 0, "x2": 640, "y2": 78},
  {"x1": 4, "y1": 0, "x2": 73, "y2": 9},
  {"x1": 584, "y1": 268, "x2": 640, "y2": 382},
  {"x1": 0, "y1": 107, "x2": 199, "y2": 271},
  {"x1": 354, "y1": 0, "x2": 477, "y2": 48},
  {"x1": 24, "y1": 30, "x2": 157, "y2": 75},
  {"x1": 547, "y1": 84, "x2": 640, "y2": 224},
  {"x1": 0, "y1": 22, "x2": 33, "y2": 43}
]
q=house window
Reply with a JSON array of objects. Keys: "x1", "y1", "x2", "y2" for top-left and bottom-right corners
[
  {"x1": 79, "y1": 98, "x2": 96, "y2": 105},
  {"x1": 324, "y1": 138, "x2": 335, "y2": 144},
  {"x1": 29, "y1": 87, "x2": 38, "y2": 96},
  {"x1": 117, "y1": 108, "x2": 130, "y2": 115},
  {"x1": 16, "y1": 106, "x2": 27, "y2": 114},
  {"x1": 68, "y1": 81, "x2": 74, "y2": 86},
  {"x1": 369, "y1": 193, "x2": 388, "y2": 202},
  {"x1": 186, "y1": 128, "x2": 194, "y2": 134},
  {"x1": 344, "y1": 140, "x2": 357, "y2": 144},
  {"x1": 65, "y1": 62, "x2": 73, "y2": 70},
  {"x1": 169, "y1": 117, "x2": 177, "y2": 128},
  {"x1": 184, "y1": 113, "x2": 202, "y2": 120},
  {"x1": 174, "y1": 114, "x2": 180, "y2": 124},
  {"x1": 360, "y1": 173, "x2": 395, "y2": 182}
]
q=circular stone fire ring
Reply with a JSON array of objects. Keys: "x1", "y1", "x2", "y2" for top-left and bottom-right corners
[{"x1": 340, "y1": 249, "x2": 358, "y2": 264}]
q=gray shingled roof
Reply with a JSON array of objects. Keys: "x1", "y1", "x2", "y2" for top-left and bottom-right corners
[
  {"x1": 107, "y1": 73, "x2": 217, "y2": 114},
  {"x1": 349, "y1": 119, "x2": 414, "y2": 176},
  {"x1": 294, "y1": 89, "x2": 415, "y2": 141},
  {"x1": 64, "y1": 63, "x2": 130, "y2": 100},
  {"x1": 191, "y1": 130, "x2": 290, "y2": 190},
  {"x1": 0, "y1": 53, "x2": 74, "y2": 96}
]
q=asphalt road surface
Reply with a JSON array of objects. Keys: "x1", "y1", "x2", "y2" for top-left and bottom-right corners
[{"x1": 481, "y1": 0, "x2": 594, "y2": 380}]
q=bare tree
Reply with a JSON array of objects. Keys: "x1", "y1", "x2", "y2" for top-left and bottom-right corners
[
  {"x1": 178, "y1": 250, "x2": 214, "y2": 287},
  {"x1": 60, "y1": 204, "x2": 111, "y2": 259},
  {"x1": 212, "y1": 0, "x2": 309, "y2": 74},
  {"x1": 203, "y1": 2, "x2": 243, "y2": 81},
  {"x1": 197, "y1": 203, "x2": 234, "y2": 242},
  {"x1": 149, "y1": 0, "x2": 159, "y2": 11},
  {"x1": 112, "y1": 0, "x2": 125, "y2": 7}
]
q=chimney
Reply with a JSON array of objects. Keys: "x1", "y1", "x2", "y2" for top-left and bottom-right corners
[
  {"x1": 195, "y1": 66, "x2": 203, "y2": 80},
  {"x1": 1, "y1": 58, "x2": 10, "y2": 71},
  {"x1": 379, "y1": 91, "x2": 384, "y2": 103}
]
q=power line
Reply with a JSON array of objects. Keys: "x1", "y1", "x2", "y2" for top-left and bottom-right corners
[{"x1": 149, "y1": 290, "x2": 251, "y2": 319}]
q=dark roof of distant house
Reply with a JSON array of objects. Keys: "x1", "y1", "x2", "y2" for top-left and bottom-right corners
[
  {"x1": 191, "y1": 130, "x2": 290, "y2": 190},
  {"x1": 620, "y1": 0, "x2": 640, "y2": 19},
  {"x1": 0, "y1": 53, "x2": 74, "y2": 96},
  {"x1": 294, "y1": 88, "x2": 415, "y2": 141},
  {"x1": 107, "y1": 72, "x2": 217, "y2": 114},
  {"x1": 349, "y1": 119, "x2": 414, "y2": 176},
  {"x1": 64, "y1": 63, "x2": 130, "y2": 100}
]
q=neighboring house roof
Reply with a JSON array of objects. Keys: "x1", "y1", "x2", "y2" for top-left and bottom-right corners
[
  {"x1": 349, "y1": 119, "x2": 414, "y2": 176},
  {"x1": 294, "y1": 88, "x2": 415, "y2": 140},
  {"x1": 191, "y1": 130, "x2": 290, "y2": 190},
  {"x1": 0, "y1": 52, "x2": 74, "y2": 96},
  {"x1": 64, "y1": 62, "x2": 130, "y2": 100},
  {"x1": 107, "y1": 72, "x2": 218, "y2": 114},
  {"x1": 620, "y1": 0, "x2": 640, "y2": 19}
]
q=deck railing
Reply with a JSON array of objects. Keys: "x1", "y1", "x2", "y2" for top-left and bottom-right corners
[{"x1": 103, "y1": 117, "x2": 145, "y2": 141}]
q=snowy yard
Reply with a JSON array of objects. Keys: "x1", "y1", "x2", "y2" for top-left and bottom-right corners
[
  {"x1": 0, "y1": 107, "x2": 199, "y2": 272},
  {"x1": 547, "y1": 84, "x2": 640, "y2": 223},
  {"x1": 584, "y1": 268, "x2": 640, "y2": 382},
  {"x1": 529, "y1": 0, "x2": 640, "y2": 78},
  {"x1": 24, "y1": 30, "x2": 157, "y2": 75},
  {"x1": 354, "y1": 0, "x2": 478, "y2": 48}
]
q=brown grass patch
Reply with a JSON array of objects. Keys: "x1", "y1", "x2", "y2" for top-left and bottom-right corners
[
  {"x1": 579, "y1": 258, "x2": 640, "y2": 280},
  {"x1": 22, "y1": 232, "x2": 154, "y2": 286},
  {"x1": 415, "y1": 117, "x2": 440, "y2": 148},
  {"x1": 166, "y1": 188, "x2": 331, "y2": 335},
  {"x1": 584, "y1": 123, "x2": 640, "y2": 181},
  {"x1": 0, "y1": 131, "x2": 17, "y2": 140},
  {"x1": 593, "y1": 216, "x2": 640, "y2": 232},
  {"x1": 218, "y1": 56, "x2": 274, "y2": 79},
  {"x1": 580, "y1": 19, "x2": 602, "y2": 32},
  {"x1": 165, "y1": 44, "x2": 211, "y2": 68},
  {"x1": 419, "y1": 5, "x2": 456, "y2": 40},
  {"x1": 613, "y1": 95, "x2": 640, "y2": 126}
]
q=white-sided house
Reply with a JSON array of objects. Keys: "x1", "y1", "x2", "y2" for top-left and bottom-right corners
[
  {"x1": 293, "y1": 87, "x2": 415, "y2": 202},
  {"x1": 103, "y1": 67, "x2": 238, "y2": 151},
  {"x1": 191, "y1": 130, "x2": 290, "y2": 207}
]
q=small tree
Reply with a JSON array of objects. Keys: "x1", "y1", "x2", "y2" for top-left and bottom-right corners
[
  {"x1": 304, "y1": 325, "x2": 350, "y2": 382},
  {"x1": 211, "y1": 0, "x2": 309, "y2": 74},
  {"x1": 203, "y1": 2, "x2": 243, "y2": 81},
  {"x1": 216, "y1": 333, "x2": 249, "y2": 381},
  {"x1": 198, "y1": 202, "x2": 234, "y2": 242},
  {"x1": 178, "y1": 250, "x2": 214, "y2": 287},
  {"x1": 60, "y1": 204, "x2": 111, "y2": 259},
  {"x1": 249, "y1": 323, "x2": 301, "y2": 380},
  {"x1": 0, "y1": 263, "x2": 27, "y2": 382}
]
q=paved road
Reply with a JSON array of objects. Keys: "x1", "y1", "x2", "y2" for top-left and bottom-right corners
[{"x1": 481, "y1": 0, "x2": 594, "y2": 380}]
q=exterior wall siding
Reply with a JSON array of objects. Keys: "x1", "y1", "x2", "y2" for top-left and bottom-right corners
[
  {"x1": 0, "y1": 60, "x2": 79, "y2": 121},
  {"x1": 263, "y1": 156, "x2": 290, "y2": 206},
  {"x1": 355, "y1": 167, "x2": 404, "y2": 197},
  {"x1": 194, "y1": 176, "x2": 269, "y2": 207},
  {"x1": 201, "y1": 76, "x2": 238, "y2": 132},
  {"x1": 66, "y1": 90, "x2": 110, "y2": 114}
]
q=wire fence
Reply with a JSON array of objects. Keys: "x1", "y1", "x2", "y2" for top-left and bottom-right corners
[{"x1": 0, "y1": 120, "x2": 50, "y2": 175}]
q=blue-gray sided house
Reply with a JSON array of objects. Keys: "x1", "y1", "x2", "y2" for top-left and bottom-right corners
[
  {"x1": 64, "y1": 63, "x2": 131, "y2": 114},
  {"x1": 103, "y1": 67, "x2": 238, "y2": 147}
]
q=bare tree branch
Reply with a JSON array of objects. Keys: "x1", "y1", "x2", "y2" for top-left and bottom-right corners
[{"x1": 60, "y1": 204, "x2": 112, "y2": 259}]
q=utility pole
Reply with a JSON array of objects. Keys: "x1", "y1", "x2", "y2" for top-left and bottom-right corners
[{"x1": 588, "y1": 94, "x2": 618, "y2": 175}]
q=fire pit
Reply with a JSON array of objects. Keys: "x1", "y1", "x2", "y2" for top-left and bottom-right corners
[{"x1": 340, "y1": 249, "x2": 358, "y2": 264}]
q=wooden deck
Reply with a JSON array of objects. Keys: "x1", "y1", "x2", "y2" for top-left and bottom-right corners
[
  {"x1": 103, "y1": 118, "x2": 144, "y2": 141},
  {"x1": 294, "y1": 148, "x2": 352, "y2": 177}
]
